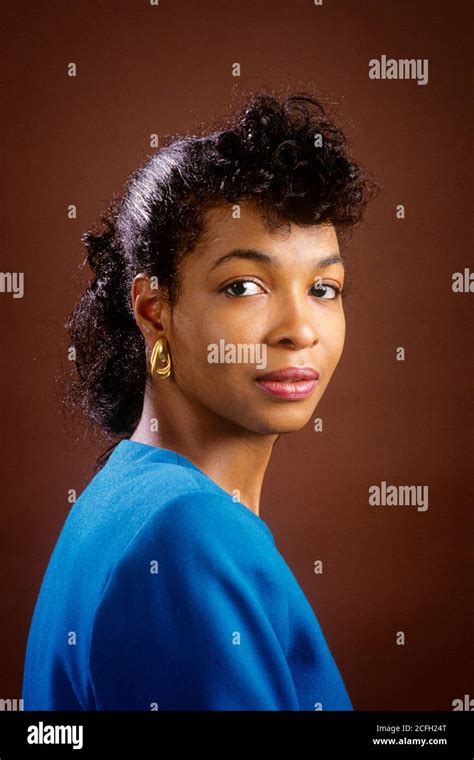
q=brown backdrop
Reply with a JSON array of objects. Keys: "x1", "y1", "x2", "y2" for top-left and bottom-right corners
[{"x1": 2, "y1": 0, "x2": 472, "y2": 711}]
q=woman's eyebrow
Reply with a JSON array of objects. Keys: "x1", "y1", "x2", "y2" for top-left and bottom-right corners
[{"x1": 209, "y1": 247, "x2": 344, "y2": 272}]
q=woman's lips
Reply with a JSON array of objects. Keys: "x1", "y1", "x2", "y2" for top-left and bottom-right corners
[
  {"x1": 255, "y1": 367, "x2": 320, "y2": 400},
  {"x1": 256, "y1": 378, "x2": 317, "y2": 399}
]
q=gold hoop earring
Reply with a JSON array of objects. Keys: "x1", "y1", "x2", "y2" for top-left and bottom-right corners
[{"x1": 150, "y1": 338, "x2": 171, "y2": 379}]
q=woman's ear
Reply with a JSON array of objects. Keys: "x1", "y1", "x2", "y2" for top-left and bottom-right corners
[{"x1": 131, "y1": 273, "x2": 171, "y2": 348}]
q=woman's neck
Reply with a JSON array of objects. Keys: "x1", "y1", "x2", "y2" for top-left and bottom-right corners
[{"x1": 130, "y1": 390, "x2": 278, "y2": 516}]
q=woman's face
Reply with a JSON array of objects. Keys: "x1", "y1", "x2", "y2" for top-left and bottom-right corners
[{"x1": 164, "y1": 202, "x2": 346, "y2": 435}]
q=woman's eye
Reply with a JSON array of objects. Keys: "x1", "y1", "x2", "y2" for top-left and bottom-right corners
[
  {"x1": 310, "y1": 282, "x2": 341, "y2": 300},
  {"x1": 223, "y1": 280, "x2": 263, "y2": 297},
  {"x1": 221, "y1": 280, "x2": 341, "y2": 299}
]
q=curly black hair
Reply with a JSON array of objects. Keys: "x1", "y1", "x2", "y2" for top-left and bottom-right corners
[{"x1": 63, "y1": 88, "x2": 378, "y2": 467}]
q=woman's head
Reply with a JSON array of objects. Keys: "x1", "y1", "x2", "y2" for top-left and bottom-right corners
[
  {"x1": 132, "y1": 202, "x2": 346, "y2": 440},
  {"x1": 64, "y1": 89, "x2": 378, "y2": 450}
]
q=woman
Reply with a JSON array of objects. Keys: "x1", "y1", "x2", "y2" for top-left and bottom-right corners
[{"x1": 22, "y1": 89, "x2": 377, "y2": 710}]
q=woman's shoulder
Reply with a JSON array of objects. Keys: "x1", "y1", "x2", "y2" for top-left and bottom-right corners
[
  {"x1": 127, "y1": 488, "x2": 278, "y2": 573},
  {"x1": 93, "y1": 488, "x2": 288, "y2": 640},
  {"x1": 89, "y1": 492, "x2": 293, "y2": 710},
  {"x1": 86, "y1": 484, "x2": 287, "y2": 622},
  {"x1": 160, "y1": 488, "x2": 273, "y2": 537},
  {"x1": 98, "y1": 439, "x2": 277, "y2": 554}
]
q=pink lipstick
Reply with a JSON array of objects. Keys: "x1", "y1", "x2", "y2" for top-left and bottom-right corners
[{"x1": 255, "y1": 367, "x2": 320, "y2": 400}]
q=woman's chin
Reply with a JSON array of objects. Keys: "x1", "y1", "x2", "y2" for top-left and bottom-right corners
[{"x1": 243, "y1": 410, "x2": 316, "y2": 436}]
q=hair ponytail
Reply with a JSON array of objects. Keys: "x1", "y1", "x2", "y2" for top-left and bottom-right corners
[{"x1": 64, "y1": 203, "x2": 146, "y2": 449}]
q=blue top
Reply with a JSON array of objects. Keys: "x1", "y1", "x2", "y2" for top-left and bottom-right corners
[{"x1": 22, "y1": 439, "x2": 353, "y2": 711}]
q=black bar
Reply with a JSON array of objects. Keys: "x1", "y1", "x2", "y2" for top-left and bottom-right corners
[{"x1": 0, "y1": 710, "x2": 472, "y2": 756}]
